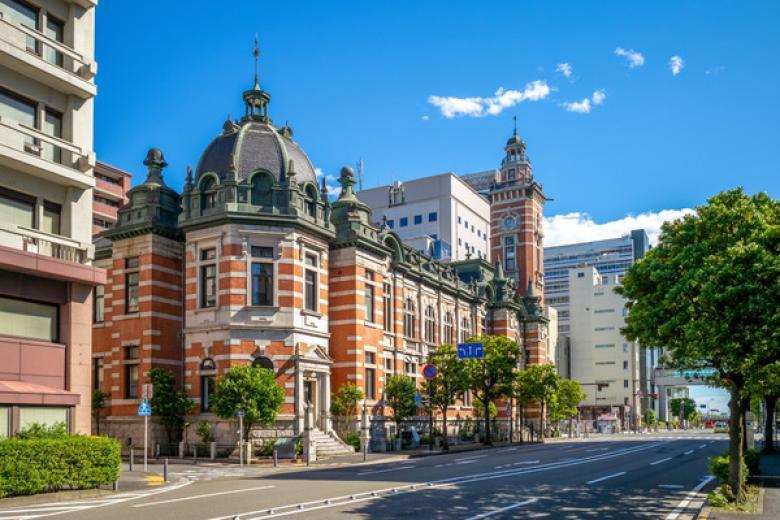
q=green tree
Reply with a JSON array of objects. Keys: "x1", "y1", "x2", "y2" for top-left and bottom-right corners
[
  {"x1": 211, "y1": 365, "x2": 285, "y2": 439},
  {"x1": 426, "y1": 343, "x2": 468, "y2": 450},
  {"x1": 515, "y1": 364, "x2": 559, "y2": 438},
  {"x1": 91, "y1": 389, "x2": 110, "y2": 436},
  {"x1": 330, "y1": 383, "x2": 364, "y2": 438},
  {"x1": 747, "y1": 361, "x2": 780, "y2": 453},
  {"x1": 148, "y1": 368, "x2": 194, "y2": 443},
  {"x1": 616, "y1": 188, "x2": 779, "y2": 502},
  {"x1": 670, "y1": 398, "x2": 697, "y2": 423},
  {"x1": 644, "y1": 408, "x2": 657, "y2": 426},
  {"x1": 464, "y1": 335, "x2": 520, "y2": 446},
  {"x1": 549, "y1": 378, "x2": 585, "y2": 436},
  {"x1": 384, "y1": 375, "x2": 417, "y2": 443}
]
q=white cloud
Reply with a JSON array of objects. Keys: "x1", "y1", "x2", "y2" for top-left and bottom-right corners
[
  {"x1": 669, "y1": 55, "x2": 684, "y2": 76},
  {"x1": 421, "y1": 115, "x2": 430, "y2": 121},
  {"x1": 615, "y1": 47, "x2": 645, "y2": 68},
  {"x1": 556, "y1": 62, "x2": 573, "y2": 78},
  {"x1": 543, "y1": 208, "x2": 695, "y2": 247},
  {"x1": 564, "y1": 98, "x2": 591, "y2": 113},
  {"x1": 706, "y1": 65, "x2": 725, "y2": 76},
  {"x1": 315, "y1": 167, "x2": 341, "y2": 198},
  {"x1": 563, "y1": 89, "x2": 605, "y2": 114},
  {"x1": 427, "y1": 80, "x2": 551, "y2": 118}
]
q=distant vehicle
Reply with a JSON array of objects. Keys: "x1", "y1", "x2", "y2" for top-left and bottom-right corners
[
  {"x1": 713, "y1": 422, "x2": 728, "y2": 433},
  {"x1": 704, "y1": 420, "x2": 715, "y2": 428}
]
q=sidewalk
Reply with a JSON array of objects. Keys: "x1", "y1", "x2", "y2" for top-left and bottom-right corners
[{"x1": 706, "y1": 451, "x2": 780, "y2": 519}]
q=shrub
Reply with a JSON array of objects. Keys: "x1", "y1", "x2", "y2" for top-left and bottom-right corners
[
  {"x1": 196, "y1": 421, "x2": 214, "y2": 444},
  {"x1": 15, "y1": 422, "x2": 68, "y2": 440},
  {"x1": 256, "y1": 438, "x2": 277, "y2": 457},
  {"x1": 744, "y1": 448, "x2": 760, "y2": 476},
  {"x1": 344, "y1": 432, "x2": 360, "y2": 452},
  {"x1": 709, "y1": 451, "x2": 748, "y2": 485},
  {"x1": 0, "y1": 435, "x2": 121, "y2": 497}
]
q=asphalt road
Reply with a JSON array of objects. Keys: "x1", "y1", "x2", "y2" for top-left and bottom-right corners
[{"x1": 0, "y1": 431, "x2": 726, "y2": 520}]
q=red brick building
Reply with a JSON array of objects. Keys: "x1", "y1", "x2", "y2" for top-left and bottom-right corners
[{"x1": 92, "y1": 69, "x2": 551, "y2": 452}]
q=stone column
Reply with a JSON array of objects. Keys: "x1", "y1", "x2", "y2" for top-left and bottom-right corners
[
  {"x1": 295, "y1": 364, "x2": 304, "y2": 434},
  {"x1": 320, "y1": 372, "x2": 331, "y2": 433}
]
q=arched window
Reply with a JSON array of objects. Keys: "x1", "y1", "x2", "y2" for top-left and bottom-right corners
[
  {"x1": 251, "y1": 172, "x2": 274, "y2": 206},
  {"x1": 200, "y1": 358, "x2": 216, "y2": 412},
  {"x1": 460, "y1": 317, "x2": 471, "y2": 344},
  {"x1": 403, "y1": 298, "x2": 416, "y2": 338},
  {"x1": 252, "y1": 356, "x2": 274, "y2": 371},
  {"x1": 424, "y1": 305, "x2": 436, "y2": 343},
  {"x1": 304, "y1": 185, "x2": 318, "y2": 218},
  {"x1": 443, "y1": 312, "x2": 454, "y2": 345},
  {"x1": 201, "y1": 177, "x2": 217, "y2": 210}
]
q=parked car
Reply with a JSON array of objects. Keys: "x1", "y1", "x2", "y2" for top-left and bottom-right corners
[{"x1": 713, "y1": 422, "x2": 729, "y2": 433}]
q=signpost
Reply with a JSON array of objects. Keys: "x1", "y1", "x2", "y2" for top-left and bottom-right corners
[
  {"x1": 422, "y1": 365, "x2": 438, "y2": 451},
  {"x1": 237, "y1": 409, "x2": 245, "y2": 467},
  {"x1": 137, "y1": 399, "x2": 152, "y2": 472},
  {"x1": 457, "y1": 342, "x2": 484, "y2": 359}
]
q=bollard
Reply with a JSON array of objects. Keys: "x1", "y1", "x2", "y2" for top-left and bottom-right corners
[
  {"x1": 273, "y1": 449, "x2": 278, "y2": 468},
  {"x1": 163, "y1": 458, "x2": 169, "y2": 482},
  {"x1": 113, "y1": 480, "x2": 119, "y2": 491},
  {"x1": 193, "y1": 444, "x2": 198, "y2": 465},
  {"x1": 129, "y1": 448, "x2": 134, "y2": 472}
]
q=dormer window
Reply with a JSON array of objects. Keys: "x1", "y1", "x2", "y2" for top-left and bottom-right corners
[
  {"x1": 389, "y1": 183, "x2": 405, "y2": 206},
  {"x1": 201, "y1": 177, "x2": 217, "y2": 210}
]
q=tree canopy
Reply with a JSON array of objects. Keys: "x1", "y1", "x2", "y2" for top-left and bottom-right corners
[
  {"x1": 617, "y1": 188, "x2": 779, "y2": 502},
  {"x1": 211, "y1": 365, "x2": 285, "y2": 438},
  {"x1": 384, "y1": 375, "x2": 417, "y2": 437},
  {"x1": 426, "y1": 343, "x2": 468, "y2": 450},
  {"x1": 148, "y1": 367, "x2": 194, "y2": 442}
]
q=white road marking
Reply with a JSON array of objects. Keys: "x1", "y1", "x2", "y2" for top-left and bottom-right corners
[
  {"x1": 454, "y1": 454, "x2": 487, "y2": 462},
  {"x1": 456, "y1": 459, "x2": 480, "y2": 465},
  {"x1": 698, "y1": 444, "x2": 706, "y2": 449},
  {"x1": 212, "y1": 442, "x2": 665, "y2": 520},
  {"x1": 464, "y1": 498, "x2": 539, "y2": 520},
  {"x1": 585, "y1": 447, "x2": 610, "y2": 452},
  {"x1": 659, "y1": 484, "x2": 685, "y2": 489},
  {"x1": 586, "y1": 471, "x2": 627, "y2": 485},
  {"x1": 132, "y1": 485, "x2": 275, "y2": 507},
  {"x1": 357, "y1": 465, "x2": 417, "y2": 475},
  {"x1": 651, "y1": 457, "x2": 673, "y2": 465},
  {"x1": 684, "y1": 450, "x2": 694, "y2": 455},
  {"x1": 665, "y1": 476, "x2": 715, "y2": 520}
]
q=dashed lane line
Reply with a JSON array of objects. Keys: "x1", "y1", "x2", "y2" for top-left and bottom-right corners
[
  {"x1": 684, "y1": 450, "x2": 694, "y2": 455},
  {"x1": 586, "y1": 471, "x2": 627, "y2": 485},
  {"x1": 132, "y1": 485, "x2": 275, "y2": 508},
  {"x1": 651, "y1": 457, "x2": 673, "y2": 465}
]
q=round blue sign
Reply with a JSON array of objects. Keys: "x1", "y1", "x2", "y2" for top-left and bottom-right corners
[{"x1": 423, "y1": 364, "x2": 438, "y2": 380}]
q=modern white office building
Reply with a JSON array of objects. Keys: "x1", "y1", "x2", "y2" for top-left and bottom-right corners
[
  {"x1": 0, "y1": 0, "x2": 101, "y2": 436},
  {"x1": 567, "y1": 265, "x2": 640, "y2": 429},
  {"x1": 357, "y1": 172, "x2": 491, "y2": 262}
]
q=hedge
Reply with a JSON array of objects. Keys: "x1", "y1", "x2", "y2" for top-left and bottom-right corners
[{"x1": 0, "y1": 435, "x2": 121, "y2": 497}]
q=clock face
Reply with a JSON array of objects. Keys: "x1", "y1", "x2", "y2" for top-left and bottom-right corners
[{"x1": 502, "y1": 216, "x2": 516, "y2": 230}]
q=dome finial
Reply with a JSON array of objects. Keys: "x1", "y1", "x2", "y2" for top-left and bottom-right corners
[
  {"x1": 513, "y1": 115, "x2": 517, "y2": 137},
  {"x1": 242, "y1": 35, "x2": 271, "y2": 122},
  {"x1": 142, "y1": 148, "x2": 167, "y2": 186},
  {"x1": 253, "y1": 34, "x2": 261, "y2": 89}
]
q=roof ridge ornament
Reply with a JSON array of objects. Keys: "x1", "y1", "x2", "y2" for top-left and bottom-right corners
[{"x1": 242, "y1": 35, "x2": 271, "y2": 122}]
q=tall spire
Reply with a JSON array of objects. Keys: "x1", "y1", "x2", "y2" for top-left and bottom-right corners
[
  {"x1": 513, "y1": 115, "x2": 517, "y2": 137},
  {"x1": 253, "y1": 34, "x2": 260, "y2": 88}
]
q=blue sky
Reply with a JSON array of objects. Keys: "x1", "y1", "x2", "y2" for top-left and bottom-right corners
[
  {"x1": 93, "y1": 0, "x2": 772, "y2": 413},
  {"x1": 95, "y1": 0, "x2": 778, "y2": 242}
]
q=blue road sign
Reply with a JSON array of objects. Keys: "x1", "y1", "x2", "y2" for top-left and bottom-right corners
[
  {"x1": 457, "y1": 342, "x2": 484, "y2": 359},
  {"x1": 236, "y1": 409, "x2": 245, "y2": 417},
  {"x1": 137, "y1": 399, "x2": 151, "y2": 417},
  {"x1": 422, "y1": 364, "x2": 438, "y2": 380}
]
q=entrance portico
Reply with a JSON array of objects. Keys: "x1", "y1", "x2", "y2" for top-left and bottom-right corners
[{"x1": 295, "y1": 345, "x2": 332, "y2": 434}]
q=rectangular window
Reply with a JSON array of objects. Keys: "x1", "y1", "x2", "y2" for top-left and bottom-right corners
[
  {"x1": 594, "y1": 308, "x2": 615, "y2": 314},
  {"x1": 365, "y1": 272, "x2": 375, "y2": 322},
  {"x1": 0, "y1": 186, "x2": 35, "y2": 229},
  {"x1": 414, "y1": 215, "x2": 422, "y2": 225},
  {"x1": 41, "y1": 201, "x2": 61, "y2": 235},
  {"x1": 365, "y1": 368, "x2": 375, "y2": 400},
  {"x1": 0, "y1": 87, "x2": 36, "y2": 130},
  {"x1": 93, "y1": 357, "x2": 103, "y2": 391},
  {"x1": 578, "y1": 272, "x2": 585, "y2": 278},
  {"x1": 623, "y1": 343, "x2": 629, "y2": 353},
  {"x1": 0, "y1": 296, "x2": 58, "y2": 342},
  {"x1": 42, "y1": 109, "x2": 63, "y2": 163},
  {"x1": 464, "y1": 220, "x2": 468, "y2": 228},
  {"x1": 200, "y1": 264, "x2": 216, "y2": 308},
  {"x1": 251, "y1": 263, "x2": 273, "y2": 306},
  {"x1": 458, "y1": 216, "x2": 461, "y2": 224},
  {"x1": 387, "y1": 219, "x2": 394, "y2": 229},
  {"x1": 623, "y1": 360, "x2": 629, "y2": 370},
  {"x1": 594, "y1": 326, "x2": 616, "y2": 331},
  {"x1": 93, "y1": 285, "x2": 104, "y2": 323},
  {"x1": 384, "y1": 357, "x2": 393, "y2": 371},
  {"x1": 0, "y1": 406, "x2": 8, "y2": 439},
  {"x1": 624, "y1": 379, "x2": 629, "y2": 388},
  {"x1": 602, "y1": 276, "x2": 609, "y2": 285},
  {"x1": 595, "y1": 361, "x2": 616, "y2": 365},
  {"x1": 125, "y1": 346, "x2": 139, "y2": 399},
  {"x1": 428, "y1": 212, "x2": 437, "y2": 222},
  {"x1": 44, "y1": 14, "x2": 65, "y2": 65},
  {"x1": 19, "y1": 407, "x2": 67, "y2": 431},
  {"x1": 251, "y1": 246, "x2": 273, "y2": 258},
  {"x1": 383, "y1": 283, "x2": 392, "y2": 332},
  {"x1": 305, "y1": 254, "x2": 318, "y2": 311},
  {"x1": 201, "y1": 376, "x2": 215, "y2": 412},
  {"x1": 365, "y1": 352, "x2": 376, "y2": 365},
  {"x1": 399, "y1": 217, "x2": 408, "y2": 227}
]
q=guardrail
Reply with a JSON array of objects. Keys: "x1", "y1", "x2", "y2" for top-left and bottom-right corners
[
  {"x1": 0, "y1": 224, "x2": 89, "y2": 264},
  {"x1": 0, "y1": 12, "x2": 96, "y2": 79},
  {"x1": 0, "y1": 115, "x2": 91, "y2": 172}
]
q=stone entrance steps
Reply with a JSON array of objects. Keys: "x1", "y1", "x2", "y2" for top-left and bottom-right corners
[{"x1": 310, "y1": 428, "x2": 355, "y2": 459}]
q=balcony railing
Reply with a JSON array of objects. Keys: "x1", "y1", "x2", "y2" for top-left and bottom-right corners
[
  {"x1": 0, "y1": 224, "x2": 89, "y2": 264},
  {"x1": 0, "y1": 13, "x2": 96, "y2": 80},
  {"x1": 0, "y1": 116, "x2": 92, "y2": 172}
]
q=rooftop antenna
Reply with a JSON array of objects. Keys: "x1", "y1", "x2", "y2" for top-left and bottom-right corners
[
  {"x1": 512, "y1": 115, "x2": 517, "y2": 137},
  {"x1": 253, "y1": 34, "x2": 260, "y2": 87},
  {"x1": 356, "y1": 159, "x2": 364, "y2": 191}
]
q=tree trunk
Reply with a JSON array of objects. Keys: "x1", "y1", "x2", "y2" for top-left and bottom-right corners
[
  {"x1": 539, "y1": 399, "x2": 545, "y2": 440},
  {"x1": 519, "y1": 406, "x2": 525, "y2": 442},
  {"x1": 741, "y1": 397, "x2": 750, "y2": 453},
  {"x1": 442, "y1": 407, "x2": 449, "y2": 451},
  {"x1": 483, "y1": 398, "x2": 492, "y2": 446},
  {"x1": 764, "y1": 395, "x2": 777, "y2": 454},
  {"x1": 727, "y1": 390, "x2": 746, "y2": 503}
]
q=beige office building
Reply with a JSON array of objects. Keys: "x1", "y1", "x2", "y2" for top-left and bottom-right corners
[
  {"x1": 568, "y1": 265, "x2": 640, "y2": 429},
  {"x1": 0, "y1": 0, "x2": 101, "y2": 436}
]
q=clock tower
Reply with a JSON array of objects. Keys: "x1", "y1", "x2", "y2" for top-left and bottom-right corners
[{"x1": 489, "y1": 122, "x2": 549, "y2": 300}]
